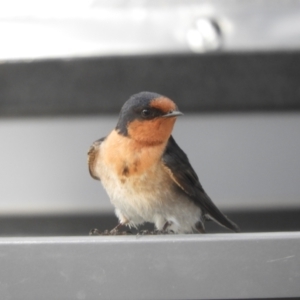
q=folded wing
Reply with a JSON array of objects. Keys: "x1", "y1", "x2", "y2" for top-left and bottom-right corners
[
  {"x1": 87, "y1": 137, "x2": 106, "y2": 180},
  {"x1": 162, "y1": 135, "x2": 240, "y2": 232}
]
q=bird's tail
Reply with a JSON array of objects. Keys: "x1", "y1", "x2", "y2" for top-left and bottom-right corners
[
  {"x1": 201, "y1": 193, "x2": 240, "y2": 233},
  {"x1": 205, "y1": 213, "x2": 240, "y2": 233}
]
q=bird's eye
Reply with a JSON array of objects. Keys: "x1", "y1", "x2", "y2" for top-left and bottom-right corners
[{"x1": 141, "y1": 109, "x2": 151, "y2": 118}]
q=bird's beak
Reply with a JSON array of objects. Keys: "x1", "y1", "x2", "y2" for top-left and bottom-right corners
[{"x1": 162, "y1": 110, "x2": 183, "y2": 118}]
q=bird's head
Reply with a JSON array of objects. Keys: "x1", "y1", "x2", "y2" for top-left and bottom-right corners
[{"x1": 116, "y1": 92, "x2": 183, "y2": 146}]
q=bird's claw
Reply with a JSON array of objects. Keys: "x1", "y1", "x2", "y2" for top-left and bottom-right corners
[
  {"x1": 89, "y1": 228, "x2": 132, "y2": 236},
  {"x1": 137, "y1": 229, "x2": 174, "y2": 235},
  {"x1": 137, "y1": 230, "x2": 151, "y2": 235},
  {"x1": 89, "y1": 228, "x2": 102, "y2": 235},
  {"x1": 108, "y1": 229, "x2": 133, "y2": 235},
  {"x1": 153, "y1": 229, "x2": 174, "y2": 235}
]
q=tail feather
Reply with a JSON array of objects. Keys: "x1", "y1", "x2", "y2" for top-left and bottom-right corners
[
  {"x1": 205, "y1": 213, "x2": 240, "y2": 233},
  {"x1": 200, "y1": 192, "x2": 240, "y2": 233}
]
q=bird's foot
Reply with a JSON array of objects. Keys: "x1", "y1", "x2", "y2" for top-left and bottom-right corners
[
  {"x1": 137, "y1": 230, "x2": 153, "y2": 235},
  {"x1": 108, "y1": 229, "x2": 133, "y2": 235},
  {"x1": 89, "y1": 228, "x2": 132, "y2": 236},
  {"x1": 89, "y1": 228, "x2": 102, "y2": 235},
  {"x1": 136, "y1": 229, "x2": 174, "y2": 235},
  {"x1": 153, "y1": 229, "x2": 174, "y2": 235}
]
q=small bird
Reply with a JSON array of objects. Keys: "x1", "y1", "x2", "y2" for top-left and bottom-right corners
[{"x1": 88, "y1": 92, "x2": 239, "y2": 234}]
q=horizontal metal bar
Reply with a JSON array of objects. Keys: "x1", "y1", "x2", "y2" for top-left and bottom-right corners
[
  {"x1": 1, "y1": 232, "x2": 299, "y2": 299},
  {"x1": 1, "y1": 52, "x2": 300, "y2": 116}
]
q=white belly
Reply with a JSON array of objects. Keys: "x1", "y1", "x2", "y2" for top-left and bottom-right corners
[{"x1": 98, "y1": 161, "x2": 202, "y2": 233}]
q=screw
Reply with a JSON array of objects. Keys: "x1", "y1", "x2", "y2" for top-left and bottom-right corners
[{"x1": 186, "y1": 18, "x2": 222, "y2": 53}]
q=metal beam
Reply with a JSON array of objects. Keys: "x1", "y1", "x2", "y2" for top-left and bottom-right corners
[
  {"x1": 1, "y1": 52, "x2": 300, "y2": 116},
  {"x1": 0, "y1": 232, "x2": 299, "y2": 299}
]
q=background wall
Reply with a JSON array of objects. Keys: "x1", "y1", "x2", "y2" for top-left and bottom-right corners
[
  {"x1": 0, "y1": 0, "x2": 300, "y2": 235},
  {"x1": 1, "y1": 113, "x2": 300, "y2": 216}
]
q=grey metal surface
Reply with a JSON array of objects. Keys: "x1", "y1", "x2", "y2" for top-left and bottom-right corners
[
  {"x1": 0, "y1": 232, "x2": 299, "y2": 299},
  {"x1": 1, "y1": 0, "x2": 300, "y2": 60}
]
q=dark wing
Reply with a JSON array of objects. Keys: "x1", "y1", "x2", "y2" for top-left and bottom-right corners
[
  {"x1": 162, "y1": 135, "x2": 240, "y2": 232},
  {"x1": 87, "y1": 137, "x2": 106, "y2": 180}
]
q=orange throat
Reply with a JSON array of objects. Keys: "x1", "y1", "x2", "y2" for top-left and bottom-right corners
[{"x1": 127, "y1": 117, "x2": 177, "y2": 146}]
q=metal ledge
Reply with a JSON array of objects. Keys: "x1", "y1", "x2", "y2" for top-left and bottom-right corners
[{"x1": 1, "y1": 232, "x2": 300, "y2": 299}]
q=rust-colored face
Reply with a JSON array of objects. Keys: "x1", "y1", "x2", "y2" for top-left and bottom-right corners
[
  {"x1": 127, "y1": 97, "x2": 180, "y2": 146},
  {"x1": 116, "y1": 92, "x2": 182, "y2": 144}
]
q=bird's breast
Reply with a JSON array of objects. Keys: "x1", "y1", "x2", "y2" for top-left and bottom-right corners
[
  {"x1": 95, "y1": 130, "x2": 177, "y2": 220},
  {"x1": 100, "y1": 130, "x2": 167, "y2": 178}
]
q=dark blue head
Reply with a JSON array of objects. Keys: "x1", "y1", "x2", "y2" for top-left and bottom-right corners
[{"x1": 116, "y1": 91, "x2": 182, "y2": 136}]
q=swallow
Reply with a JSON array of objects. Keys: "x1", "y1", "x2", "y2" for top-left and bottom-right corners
[{"x1": 88, "y1": 91, "x2": 239, "y2": 234}]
